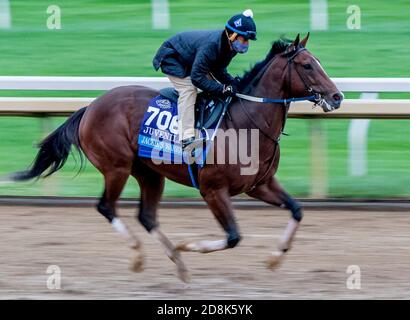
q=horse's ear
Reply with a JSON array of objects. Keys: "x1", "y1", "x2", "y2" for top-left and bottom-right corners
[
  {"x1": 292, "y1": 33, "x2": 300, "y2": 48},
  {"x1": 300, "y1": 32, "x2": 310, "y2": 47}
]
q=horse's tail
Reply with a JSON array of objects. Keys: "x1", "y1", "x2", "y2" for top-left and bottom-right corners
[{"x1": 11, "y1": 107, "x2": 87, "y2": 182}]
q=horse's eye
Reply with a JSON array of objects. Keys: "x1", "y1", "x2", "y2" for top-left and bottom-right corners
[{"x1": 303, "y1": 64, "x2": 313, "y2": 70}]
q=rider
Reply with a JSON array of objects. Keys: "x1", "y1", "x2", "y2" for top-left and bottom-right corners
[{"x1": 153, "y1": 9, "x2": 257, "y2": 150}]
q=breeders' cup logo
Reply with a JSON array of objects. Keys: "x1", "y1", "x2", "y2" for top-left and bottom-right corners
[
  {"x1": 234, "y1": 18, "x2": 242, "y2": 27},
  {"x1": 156, "y1": 99, "x2": 172, "y2": 109}
]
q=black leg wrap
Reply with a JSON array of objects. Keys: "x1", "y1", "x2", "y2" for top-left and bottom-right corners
[
  {"x1": 138, "y1": 210, "x2": 158, "y2": 232},
  {"x1": 227, "y1": 233, "x2": 241, "y2": 248},
  {"x1": 284, "y1": 196, "x2": 303, "y2": 222},
  {"x1": 96, "y1": 200, "x2": 114, "y2": 223}
]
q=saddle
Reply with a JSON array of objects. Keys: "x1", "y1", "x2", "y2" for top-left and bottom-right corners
[
  {"x1": 138, "y1": 88, "x2": 230, "y2": 190},
  {"x1": 159, "y1": 87, "x2": 226, "y2": 130}
]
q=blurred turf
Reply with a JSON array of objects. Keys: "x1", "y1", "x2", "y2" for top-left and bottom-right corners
[{"x1": 0, "y1": 0, "x2": 409, "y2": 198}]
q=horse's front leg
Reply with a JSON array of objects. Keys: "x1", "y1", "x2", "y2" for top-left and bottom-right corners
[
  {"x1": 247, "y1": 176, "x2": 303, "y2": 269},
  {"x1": 176, "y1": 187, "x2": 241, "y2": 253}
]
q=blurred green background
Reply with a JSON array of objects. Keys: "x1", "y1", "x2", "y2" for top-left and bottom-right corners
[{"x1": 0, "y1": 0, "x2": 409, "y2": 198}]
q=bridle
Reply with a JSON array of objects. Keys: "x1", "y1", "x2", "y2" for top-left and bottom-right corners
[
  {"x1": 283, "y1": 47, "x2": 322, "y2": 105},
  {"x1": 283, "y1": 47, "x2": 338, "y2": 113},
  {"x1": 236, "y1": 45, "x2": 322, "y2": 144},
  {"x1": 236, "y1": 45, "x2": 334, "y2": 110},
  {"x1": 233, "y1": 46, "x2": 323, "y2": 186}
]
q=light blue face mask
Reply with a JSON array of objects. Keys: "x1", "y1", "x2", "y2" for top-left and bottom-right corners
[{"x1": 232, "y1": 39, "x2": 249, "y2": 54}]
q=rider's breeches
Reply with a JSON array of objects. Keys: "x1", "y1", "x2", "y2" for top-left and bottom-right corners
[{"x1": 167, "y1": 75, "x2": 197, "y2": 141}]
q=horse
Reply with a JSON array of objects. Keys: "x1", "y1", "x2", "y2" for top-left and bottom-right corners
[{"x1": 11, "y1": 34, "x2": 343, "y2": 282}]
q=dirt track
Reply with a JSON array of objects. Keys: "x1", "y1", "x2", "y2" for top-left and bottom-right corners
[{"x1": 0, "y1": 205, "x2": 409, "y2": 299}]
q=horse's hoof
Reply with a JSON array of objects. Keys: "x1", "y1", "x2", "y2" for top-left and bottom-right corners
[
  {"x1": 172, "y1": 253, "x2": 190, "y2": 283},
  {"x1": 177, "y1": 265, "x2": 190, "y2": 283},
  {"x1": 130, "y1": 252, "x2": 144, "y2": 273},
  {"x1": 266, "y1": 251, "x2": 284, "y2": 269}
]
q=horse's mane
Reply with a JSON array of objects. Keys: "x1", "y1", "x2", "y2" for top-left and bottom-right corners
[{"x1": 237, "y1": 38, "x2": 292, "y2": 93}]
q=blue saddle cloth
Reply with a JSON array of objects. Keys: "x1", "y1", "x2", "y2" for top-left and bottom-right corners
[{"x1": 138, "y1": 94, "x2": 220, "y2": 166}]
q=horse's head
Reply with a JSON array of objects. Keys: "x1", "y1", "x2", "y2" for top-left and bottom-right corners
[{"x1": 281, "y1": 33, "x2": 344, "y2": 112}]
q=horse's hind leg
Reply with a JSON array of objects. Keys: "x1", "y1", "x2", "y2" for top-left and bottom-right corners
[
  {"x1": 97, "y1": 169, "x2": 144, "y2": 271},
  {"x1": 246, "y1": 176, "x2": 303, "y2": 269},
  {"x1": 132, "y1": 162, "x2": 189, "y2": 282}
]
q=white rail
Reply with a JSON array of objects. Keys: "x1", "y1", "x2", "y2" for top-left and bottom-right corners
[
  {"x1": 0, "y1": 97, "x2": 409, "y2": 118},
  {"x1": 0, "y1": 76, "x2": 409, "y2": 92}
]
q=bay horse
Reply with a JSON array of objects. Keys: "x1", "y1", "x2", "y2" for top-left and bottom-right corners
[{"x1": 11, "y1": 34, "x2": 343, "y2": 282}]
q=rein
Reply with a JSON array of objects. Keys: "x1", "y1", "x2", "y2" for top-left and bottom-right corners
[{"x1": 236, "y1": 92, "x2": 318, "y2": 104}]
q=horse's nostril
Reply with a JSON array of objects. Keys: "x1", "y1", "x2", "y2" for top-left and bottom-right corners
[{"x1": 333, "y1": 93, "x2": 343, "y2": 101}]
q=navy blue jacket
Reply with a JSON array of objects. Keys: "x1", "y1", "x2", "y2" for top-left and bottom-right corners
[{"x1": 153, "y1": 30, "x2": 237, "y2": 95}]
